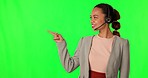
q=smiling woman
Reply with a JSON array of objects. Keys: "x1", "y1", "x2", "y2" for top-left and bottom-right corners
[
  {"x1": 49, "y1": 3, "x2": 130, "y2": 78},
  {"x1": 2, "y1": 0, "x2": 148, "y2": 78},
  {"x1": 90, "y1": 4, "x2": 121, "y2": 37}
]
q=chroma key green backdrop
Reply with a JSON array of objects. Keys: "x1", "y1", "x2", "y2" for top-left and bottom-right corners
[{"x1": 0, "y1": 0, "x2": 148, "y2": 78}]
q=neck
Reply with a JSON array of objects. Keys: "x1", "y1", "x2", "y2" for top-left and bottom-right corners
[{"x1": 98, "y1": 24, "x2": 114, "y2": 38}]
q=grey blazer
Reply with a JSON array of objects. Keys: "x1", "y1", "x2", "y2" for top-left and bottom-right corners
[{"x1": 56, "y1": 35, "x2": 130, "y2": 78}]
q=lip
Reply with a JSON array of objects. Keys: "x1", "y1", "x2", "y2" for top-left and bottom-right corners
[
  {"x1": 92, "y1": 24, "x2": 95, "y2": 28},
  {"x1": 92, "y1": 26, "x2": 95, "y2": 28}
]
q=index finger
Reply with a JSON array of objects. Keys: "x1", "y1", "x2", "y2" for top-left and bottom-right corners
[{"x1": 48, "y1": 30, "x2": 56, "y2": 35}]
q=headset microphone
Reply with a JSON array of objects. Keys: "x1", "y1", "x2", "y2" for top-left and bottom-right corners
[{"x1": 94, "y1": 22, "x2": 106, "y2": 30}]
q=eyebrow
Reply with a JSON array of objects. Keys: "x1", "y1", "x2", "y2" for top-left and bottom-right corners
[{"x1": 90, "y1": 15, "x2": 99, "y2": 17}]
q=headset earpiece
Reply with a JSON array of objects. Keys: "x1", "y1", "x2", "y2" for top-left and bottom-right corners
[
  {"x1": 105, "y1": 17, "x2": 111, "y2": 23},
  {"x1": 105, "y1": 5, "x2": 112, "y2": 23}
]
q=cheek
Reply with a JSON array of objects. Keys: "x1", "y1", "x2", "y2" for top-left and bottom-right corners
[{"x1": 95, "y1": 19, "x2": 105, "y2": 24}]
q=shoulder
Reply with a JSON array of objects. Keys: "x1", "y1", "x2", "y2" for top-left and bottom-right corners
[
  {"x1": 81, "y1": 35, "x2": 94, "y2": 41},
  {"x1": 115, "y1": 35, "x2": 129, "y2": 45},
  {"x1": 77, "y1": 35, "x2": 94, "y2": 45}
]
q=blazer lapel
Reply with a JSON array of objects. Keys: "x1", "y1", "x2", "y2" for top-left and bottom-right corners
[{"x1": 106, "y1": 35, "x2": 117, "y2": 74}]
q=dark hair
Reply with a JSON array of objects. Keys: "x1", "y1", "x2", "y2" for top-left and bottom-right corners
[{"x1": 94, "y1": 3, "x2": 121, "y2": 37}]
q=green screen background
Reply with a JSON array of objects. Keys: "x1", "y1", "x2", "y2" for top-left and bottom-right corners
[{"x1": 0, "y1": 0, "x2": 147, "y2": 78}]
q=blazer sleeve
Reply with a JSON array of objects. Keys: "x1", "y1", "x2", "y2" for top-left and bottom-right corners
[
  {"x1": 56, "y1": 37, "x2": 83, "y2": 73},
  {"x1": 119, "y1": 39, "x2": 130, "y2": 78}
]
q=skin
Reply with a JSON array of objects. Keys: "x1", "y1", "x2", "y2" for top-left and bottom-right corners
[
  {"x1": 48, "y1": 30, "x2": 64, "y2": 42},
  {"x1": 49, "y1": 7, "x2": 114, "y2": 42},
  {"x1": 90, "y1": 7, "x2": 114, "y2": 38}
]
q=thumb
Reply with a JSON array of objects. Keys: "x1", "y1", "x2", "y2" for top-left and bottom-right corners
[{"x1": 56, "y1": 34, "x2": 64, "y2": 40}]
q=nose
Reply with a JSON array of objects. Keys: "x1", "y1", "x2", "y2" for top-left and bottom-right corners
[{"x1": 91, "y1": 18, "x2": 94, "y2": 24}]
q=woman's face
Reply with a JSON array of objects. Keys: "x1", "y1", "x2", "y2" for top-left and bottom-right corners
[{"x1": 90, "y1": 7, "x2": 106, "y2": 30}]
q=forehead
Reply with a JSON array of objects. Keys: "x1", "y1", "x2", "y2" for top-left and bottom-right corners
[{"x1": 91, "y1": 7, "x2": 104, "y2": 16}]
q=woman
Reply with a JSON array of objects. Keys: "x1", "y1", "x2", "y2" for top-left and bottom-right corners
[{"x1": 49, "y1": 3, "x2": 130, "y2": 78}]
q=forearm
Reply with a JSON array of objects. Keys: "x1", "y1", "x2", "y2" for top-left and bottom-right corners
[{"x1": 56, "y1": 40, "x2": 79, "y2": 73}]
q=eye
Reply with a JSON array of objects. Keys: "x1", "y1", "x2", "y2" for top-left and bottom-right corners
[{"x1": 94, "y1": 16, "x2": 98, "y2": 19}]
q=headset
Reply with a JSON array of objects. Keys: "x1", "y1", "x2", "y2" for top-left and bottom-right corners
[
  {"x1": 105, "y1": 5, "x2": 112, "y2": 23},
  {"x1": 94, "y1": 5, "x2": 112, "y2": 30}
]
